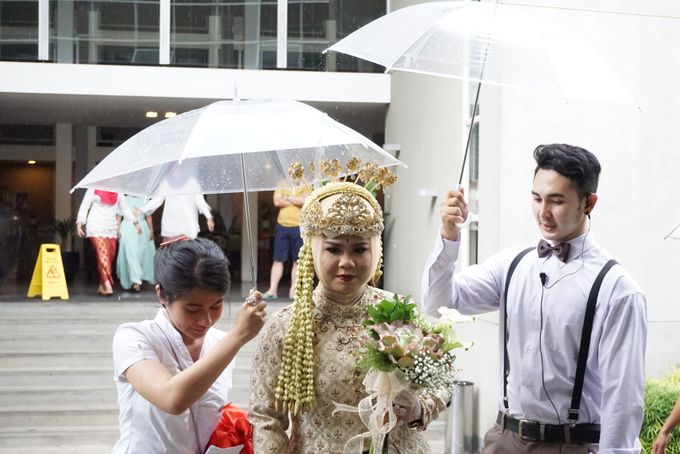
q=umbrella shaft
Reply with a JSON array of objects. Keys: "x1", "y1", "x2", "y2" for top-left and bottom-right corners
[
  {"x1": 458, "y1": 80, "x2": 482, "y2": 186},
  {"x1": 240, "y1": 154, "x2": 257, "y2": 287}
]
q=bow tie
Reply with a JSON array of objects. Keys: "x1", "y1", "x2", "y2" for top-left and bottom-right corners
[{"x1": 537, "y1": 239, "x2": 570, "y2": 262}]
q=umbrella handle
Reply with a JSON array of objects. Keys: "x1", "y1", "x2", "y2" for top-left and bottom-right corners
[{"x1": 455, "y1": 183, "x2": 473, "y2": 229}]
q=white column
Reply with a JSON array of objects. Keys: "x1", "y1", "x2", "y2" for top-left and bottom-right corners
[
  {"x1": 159, "y1": 0, "x2": 171, "y2": 64},
  {"x1": 54, "y1": 123, "x2": 73, "y2": 222},
  {"x1": 38, "y1": 0, "x2": 49, "y2": 60},
  {"x1": 276, "y1": 0, "x2": 287, "y2": 68}
]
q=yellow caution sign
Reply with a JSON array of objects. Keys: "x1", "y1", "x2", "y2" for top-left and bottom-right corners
[{"x1": 27, "y1": 244, "x2": 69, "y2": 300}]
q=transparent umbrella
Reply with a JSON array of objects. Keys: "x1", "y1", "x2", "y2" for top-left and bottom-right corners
[
  {"x1": 326, "y1": 0, "x2": 637, "y2": 186},
  {"x1": 73, "y1": 99, "x2": 402, "y2": 196},
  {"x1": 72, "y1": 99, "x2": 404, "y2": 286}
]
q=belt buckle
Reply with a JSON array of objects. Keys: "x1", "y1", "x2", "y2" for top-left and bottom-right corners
[{"x1": 518, "y1": 419, "x2": 535, "y2": 441}]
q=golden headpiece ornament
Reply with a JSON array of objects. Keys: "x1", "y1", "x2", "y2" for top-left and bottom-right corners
[
  {"x1": 299, "y1": 183, "x2": 383, "y2": 238},
  {"x1": 274, "y1": 159, "x2": 397, "y2": 416}
]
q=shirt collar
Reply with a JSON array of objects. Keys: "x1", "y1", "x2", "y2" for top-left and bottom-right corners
[{"x1": 153, "y1": 308, "x2": 192, "y2": 368}]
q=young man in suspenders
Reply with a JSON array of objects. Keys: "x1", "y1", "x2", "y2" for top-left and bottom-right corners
[{"x1": 422, "y1": 144, "x2": 647, "y2": 453}]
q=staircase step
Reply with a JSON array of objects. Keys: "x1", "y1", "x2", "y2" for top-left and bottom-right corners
[
  {"x1": 0, "y1": 406, "x2": 118, "y2": 428},
  {"x1": 0, "y1": 350, "x2": 257, "y2": 369},
  {"x1": 0, "y1": 386, "x2": 116, "y2": 406},
  {"x1": 0, "y1": 367, "x2": 112, "y2": 386},
  {"x1": 0, "y1": 425, "x2": 118, "y2": 450}
]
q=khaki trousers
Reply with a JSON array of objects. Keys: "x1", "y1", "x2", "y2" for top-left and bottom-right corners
[{"x1": 483, "y1": 424, "x2": 599, "y2": 454}]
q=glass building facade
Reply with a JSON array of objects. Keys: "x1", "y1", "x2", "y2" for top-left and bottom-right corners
[{"x1": 0, "y1": 0, "x2": 385, "y2": 70}]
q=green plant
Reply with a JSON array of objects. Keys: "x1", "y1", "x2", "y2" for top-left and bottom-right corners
[
  {"x1": 51, "y1": 217, "x2": 76, "y2": 251},
  {"x1": 641, "y1": 366, "x2": 680, "y2": 453}
]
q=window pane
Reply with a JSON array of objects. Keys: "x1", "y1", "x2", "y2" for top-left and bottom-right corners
[
  {"x1": 0, "y1": 125, "x2": 54, "y2": 146},
  {"x1": 287, "y1": 0, "x2": 385, "y2": 72},
  {"x1": 0, "y1": 1, "x2": 39, "y2": 62},
  {"x1": 171, "y1": 0, "x2": 277, "y2": 69},
  {"x1": 96, "y1": 126, "x2": 141, "y2": 147},
  {"x1": 49, "y1": 0, "x2": 160, "y2": 64}
]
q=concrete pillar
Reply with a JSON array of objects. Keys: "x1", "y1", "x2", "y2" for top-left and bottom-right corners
[
  {"x1": 72, "y1": 125, "x2": 90, "y2": 257},
  {"x1": 54, "y1": 123, "x2": 73, "y2": 222}
]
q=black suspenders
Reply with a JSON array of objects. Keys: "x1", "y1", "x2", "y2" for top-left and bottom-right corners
[
  {"x1": 502, "y1": 247, "x2": 534, "y2": 411},
  {"x1": 501, "y1": 247, "x2": 618, "y2": 422}
]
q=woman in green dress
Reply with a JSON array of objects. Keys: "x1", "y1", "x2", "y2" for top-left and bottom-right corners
[{"x1": 116, "y1": 195, "x2": 156, "y2": 291}]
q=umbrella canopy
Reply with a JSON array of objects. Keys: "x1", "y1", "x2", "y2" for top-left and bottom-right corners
[
  {"x1": 72, "y1": 99, "x2": 403, "y2": 197},
  {"x1": 326, "y1": 1, "x2": 636, "y2": 107}
]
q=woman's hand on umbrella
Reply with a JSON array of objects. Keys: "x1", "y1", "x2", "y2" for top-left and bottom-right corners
[
  {"x1": 233, "y1": 291, "x2": 267, "y2": 343},
  {"x1": 440, "y1": 188, "x2": 469, "y2": 241}
]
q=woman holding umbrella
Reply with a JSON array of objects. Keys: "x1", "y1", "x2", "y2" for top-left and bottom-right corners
[{"x1": 111, "y1": 237, "x2": 266, "y2": 453}]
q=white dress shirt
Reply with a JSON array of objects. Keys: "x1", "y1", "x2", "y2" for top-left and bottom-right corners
[
  {"x1": 421, "y1": 231, "x2": 647, "y2": 454},
  {"x1": 142, "y1": 194, "x2": 213, "y2": 239},
  {"x1": 76, "y1": 188, "x2": 134, "y2": 238},
  {"x1": 112, "y1": 309, "x2": 234, "y2": 454}
]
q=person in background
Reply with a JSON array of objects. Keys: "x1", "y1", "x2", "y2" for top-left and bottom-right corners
[
  {"x1": 138, "y1": 194, "x2": 215, "y2": 242},
  {"x1": 77, "y1": 188, "x2": 136, "y2": 296},
  {"x1": 111, "y1": 237, "x2": 266, "y2": 454},
  {"x1": 653, "y1": 396, "x2": 680, "y2": 454},
  {"x1": 262, "y1": 186, "x2": 309, "y2": 300},
  {"x1": 116, "y1": 194, "x2": 156, "y2": 292},
  {"x1": 421, "y1": 144, "x2": 647, "y2": 453}
]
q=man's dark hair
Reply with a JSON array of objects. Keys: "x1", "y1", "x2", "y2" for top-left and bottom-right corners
[
  {"x1": 533, "y1": 144, "x2": 601, "y2": 198},
  {"x1": 154, "y1": 237, "x2": 230, "y2": 304}
]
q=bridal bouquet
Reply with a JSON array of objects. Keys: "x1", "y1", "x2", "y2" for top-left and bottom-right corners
[{"x1": 336, "y1": 295, "x2": 471, "y2": 454}]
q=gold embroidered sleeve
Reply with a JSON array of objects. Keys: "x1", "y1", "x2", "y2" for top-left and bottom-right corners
[
  {"x1": 415, "y1": 387, "x2": 452, "y2": 430},
  {"x1": 249, "y1": 310, "x2": 290, "y2": 453}
]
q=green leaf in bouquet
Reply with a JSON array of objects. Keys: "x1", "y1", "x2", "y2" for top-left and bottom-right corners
[
  {"x1": 357, "y1": 349, "x2": 395, "y2": 373},
  {"x1": 368, "y1": 294, "x2": 417, "y2": 325}
]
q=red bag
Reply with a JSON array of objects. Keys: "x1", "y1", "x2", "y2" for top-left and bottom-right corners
[{"x1": 206, "y1": 404, "x2": 253, "y2": 454}]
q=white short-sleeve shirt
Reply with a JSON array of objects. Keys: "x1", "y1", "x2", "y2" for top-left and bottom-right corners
[{"x1": 112, "y1": 309, "x2": 234, "y2": 454}]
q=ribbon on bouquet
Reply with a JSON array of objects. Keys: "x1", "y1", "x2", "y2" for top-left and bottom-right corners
[{"x1": 332, "y1": 368, "x2": 413, "y2": 454}]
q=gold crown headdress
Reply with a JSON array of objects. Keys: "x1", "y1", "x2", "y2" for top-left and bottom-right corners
[
  {"x1": 299, "y1": 183, "x2": 384, "y2": 238},
  {"x1": 274, "y1": 159, "x2": 396, "y2": 415}
]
